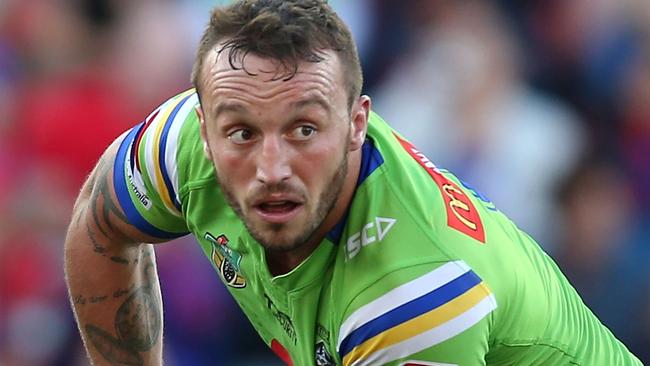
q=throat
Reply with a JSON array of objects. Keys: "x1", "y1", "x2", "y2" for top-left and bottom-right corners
[
  {"x1": 265, "y1": 251, "x2": 301, "y2": 277},
  {"x1": 264, "y1": 238, "x2": 320, "y2": 276}
]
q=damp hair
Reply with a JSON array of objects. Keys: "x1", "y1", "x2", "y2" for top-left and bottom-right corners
[{"x1": 190, "y1": 0, "x2": 363, "y2": 108}]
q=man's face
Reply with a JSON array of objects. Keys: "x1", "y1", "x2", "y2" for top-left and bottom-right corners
[{"x1": 198, "y1": 48, "x2": 359, "y2": 252}]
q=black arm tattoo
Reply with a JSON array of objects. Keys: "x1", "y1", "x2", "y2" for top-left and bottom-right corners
[
  {"x1": 86, "y1": 325, "x2": 143, "y2": 366},
  {"x1": 74, "y1": 286, "x2": 132, "y2": 307},
  {"x1": 90, "y1": 295, "x2": 109, "y2": 304},
  {"x1": 83, "y1": 156, "x2": 141, "y2": 263},
  {"x1": 86, "y1": 223, "x2": 107, "y2": 256},
  {"x1": 82, "y1": 152, "x2": 164, "y2": 363},
  {"x1": 90, "y1": 158, "x2": 130, "y2": 238},
  {"x1": 86, "y1": 248, "x2": 162, "y2": 365},
  {"x1": 115, "y1": 284, "x2": 161, "y2": 352},
  {"x1": 113, "y1": 286, "x2": 134, "y2": 299},
  {"x1": 74, "y1": 295, "x2": 87, "y2": 306},
  {"x1": 111, "y1": 256, "x2": 130, "y2": 265}
]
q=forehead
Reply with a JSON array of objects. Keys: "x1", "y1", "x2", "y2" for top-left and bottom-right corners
[{"x1": 200, "y1": 46, "x2": 346, "y2": 109}]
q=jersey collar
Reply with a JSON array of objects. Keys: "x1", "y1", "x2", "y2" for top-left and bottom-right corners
[{"x1": 326, "y1": 138, "x2": 384, "y2": 244}]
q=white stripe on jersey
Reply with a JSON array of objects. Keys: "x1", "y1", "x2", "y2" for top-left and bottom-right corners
[
  {"x1": 337, "y1": 261, "x2": 471, "y2": 350},
  {"x1": 143, "y1": 98, "x2": 174, "y2": 205},
  {"x1": 351, "y1": 295, "x2": 496, "y2": 366},
  {"x1": 165, "y1": 92, "x2": 199, "y2": 209}
]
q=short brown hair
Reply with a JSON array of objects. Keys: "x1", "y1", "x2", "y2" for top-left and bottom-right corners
[{"x1": 191, "y1": 0, "x2": 363, "y2": 108}]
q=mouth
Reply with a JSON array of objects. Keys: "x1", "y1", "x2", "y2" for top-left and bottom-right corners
[{"x1": 253, "y1": 200, "x2": 303, "y2": 224}]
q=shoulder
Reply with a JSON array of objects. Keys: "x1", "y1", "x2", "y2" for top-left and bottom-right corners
[
  {"x1": 111, "y1": 89, "x2": 200, "y2": 237},
  {"x1": 135, "y1": 89, "x2": 201, "y2": 161},
  {"x1": 363, "y1": 111, "x2": 489, "y2": 246},
  {"x1": 131, "y1": 89, "x2": 214, "y2": 193}
]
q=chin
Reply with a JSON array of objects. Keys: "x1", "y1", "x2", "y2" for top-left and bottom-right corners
[
  {"x1": 262, "y1": 241, "x2": 302, "y2": 253},
  {"x1": 252, "y1": 225, "x2": 315, "y2": 253},
  {"x1": 243, "y1": 207, "x2": 326, "y2": 252},
  {"x1": 257, "y1": 232, "x2": 305, "y2": 252}
]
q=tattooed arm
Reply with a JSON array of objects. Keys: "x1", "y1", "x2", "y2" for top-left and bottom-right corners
[{"x1": 64, "y1": 136, "x2": 168, "y2": 366}]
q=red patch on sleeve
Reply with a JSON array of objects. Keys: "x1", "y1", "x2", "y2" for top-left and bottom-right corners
[
  {"x1": 394, "y1": 133, "x2": 485, "y2": 243},
  {"x1": 271, "y1": 339, "x2": 294, "y2": 366}
]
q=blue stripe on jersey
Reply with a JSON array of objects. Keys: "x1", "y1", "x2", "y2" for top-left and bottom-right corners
[
  {"x1": 326, "y1": 138, "x2": 384, "y2": 243},
  {"x1": 114, "y1": 124, "x2": 189, "y2": 239},
  {"x1": 338, "y1": 269, "x2": 482, "y2": 357},
  {"x1": 158, "y1": 93, "x2": 192, "y2": 212},
  {"x1": 357, "y1": 137, "x2": 385, "y2": 186},
  {"x1": 326, "y1": 210, "x2": 349, "y2": 245}
]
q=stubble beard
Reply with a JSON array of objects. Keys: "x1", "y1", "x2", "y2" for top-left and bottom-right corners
[{"x1": 216, "y1": 148, "x2": 349, "y2": 253}]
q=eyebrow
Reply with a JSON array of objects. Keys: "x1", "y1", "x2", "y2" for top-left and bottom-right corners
[
  {"x1": 291, "y1": 95, "x2": 332, "y2": 115},
  {"x1": 212, "y1": 102, "x2": 248, "y2": 119},
  {"x1": 212, "y1": 95, "x2": 332, "y2": 120}
]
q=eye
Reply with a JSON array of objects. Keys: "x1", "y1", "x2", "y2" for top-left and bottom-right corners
[
  {"x1": 228, "y1": 128, "x2": 255, "y2": 144},
  {"x1": 288, "y1": 125, "x2": 317, "y2": 141}
]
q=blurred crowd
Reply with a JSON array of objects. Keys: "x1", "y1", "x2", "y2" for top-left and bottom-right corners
[{"x1": 0, "y1": 0, "x2": 648, "y2": 365}]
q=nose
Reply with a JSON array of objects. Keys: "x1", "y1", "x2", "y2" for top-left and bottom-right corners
[{"x1": 255, "y1": 135, "x2": 292, "y2": 185}]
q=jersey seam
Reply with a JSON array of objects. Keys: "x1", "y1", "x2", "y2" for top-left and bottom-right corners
[
  {"x1": 490, "y1": 340, "x2": 580, "y2": 365},
  {"x1": 177, "y1": 177, "x2": 217, "y2": 203},
  {"x1": 381, "y1": 153, "x2": 457, "y2": 262}
]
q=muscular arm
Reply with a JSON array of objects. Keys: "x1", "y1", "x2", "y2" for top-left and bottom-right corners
[{"x1": 64, "y1": 136, "x2": 168, "y2": 366}]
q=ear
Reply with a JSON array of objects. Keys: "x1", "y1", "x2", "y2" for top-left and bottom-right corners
[
  {"x1": 349, "y1": 95, "x2": 371, "y2": 151},
  {"x1": 195, "y1": 105, "x2": 213, "y2": 160}
]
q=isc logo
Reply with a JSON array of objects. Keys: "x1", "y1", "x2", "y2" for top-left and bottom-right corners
[{"x1": 346, "y1": 217, "x2": 397, "y2": 261}]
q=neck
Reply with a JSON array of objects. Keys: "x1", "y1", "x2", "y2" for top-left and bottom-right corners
[{"x1": 265, "y1": 149, "x2": 362, "y2": 276}]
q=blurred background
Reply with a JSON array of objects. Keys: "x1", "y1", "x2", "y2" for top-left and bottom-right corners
[{"x1": 1, "y1": 0, "x2": 649, "y2": 364}]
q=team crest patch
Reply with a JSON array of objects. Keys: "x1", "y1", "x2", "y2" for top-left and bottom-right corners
[{"x1": 205, "y1": 232, "x2": 246, "y2": 288}]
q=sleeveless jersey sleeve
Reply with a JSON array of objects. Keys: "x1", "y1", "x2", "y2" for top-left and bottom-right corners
[
  {"x1": 336, "y1": 261, "x2": 497, "y2": 366},
  {"x1": 112, "y1": 89, "x2": 199, "y2": 239}
]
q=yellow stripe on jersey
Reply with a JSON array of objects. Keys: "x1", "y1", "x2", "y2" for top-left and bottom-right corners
[
  {"x1": 150, "y1": 89, "x2": 194, "y2": 214},
  {"x1": 343, "y1": 282, "x2": 493, "y2": 366}
]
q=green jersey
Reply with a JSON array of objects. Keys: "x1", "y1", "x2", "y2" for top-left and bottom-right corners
[{"x1": 113, "y1": 90, "x2": 641, "y2": 365}]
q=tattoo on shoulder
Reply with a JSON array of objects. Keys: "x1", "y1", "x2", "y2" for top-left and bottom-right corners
[
  {"x1": 85, "y1": 222, "x2": 107, "y2": 257},
  {"x1": 83, "y1": 157, "x2": 141, "y2": 262},
  {"x1": 90, "y1": 158, "x2": 135, "y2": 240},
  {"x1": 86, "y1": 249, "x2": 161, "y2": 364}
]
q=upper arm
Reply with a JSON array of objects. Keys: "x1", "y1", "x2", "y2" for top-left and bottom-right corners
[
  {"x1": 336, "y1": 261, "x2": 497, "y2": 366},
  {"x1": 72, "y1": 90, "x2": 198, "y2": 244},
  {"x1": 71, "y1": 130, "x2": 175, "y2": 245}
]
